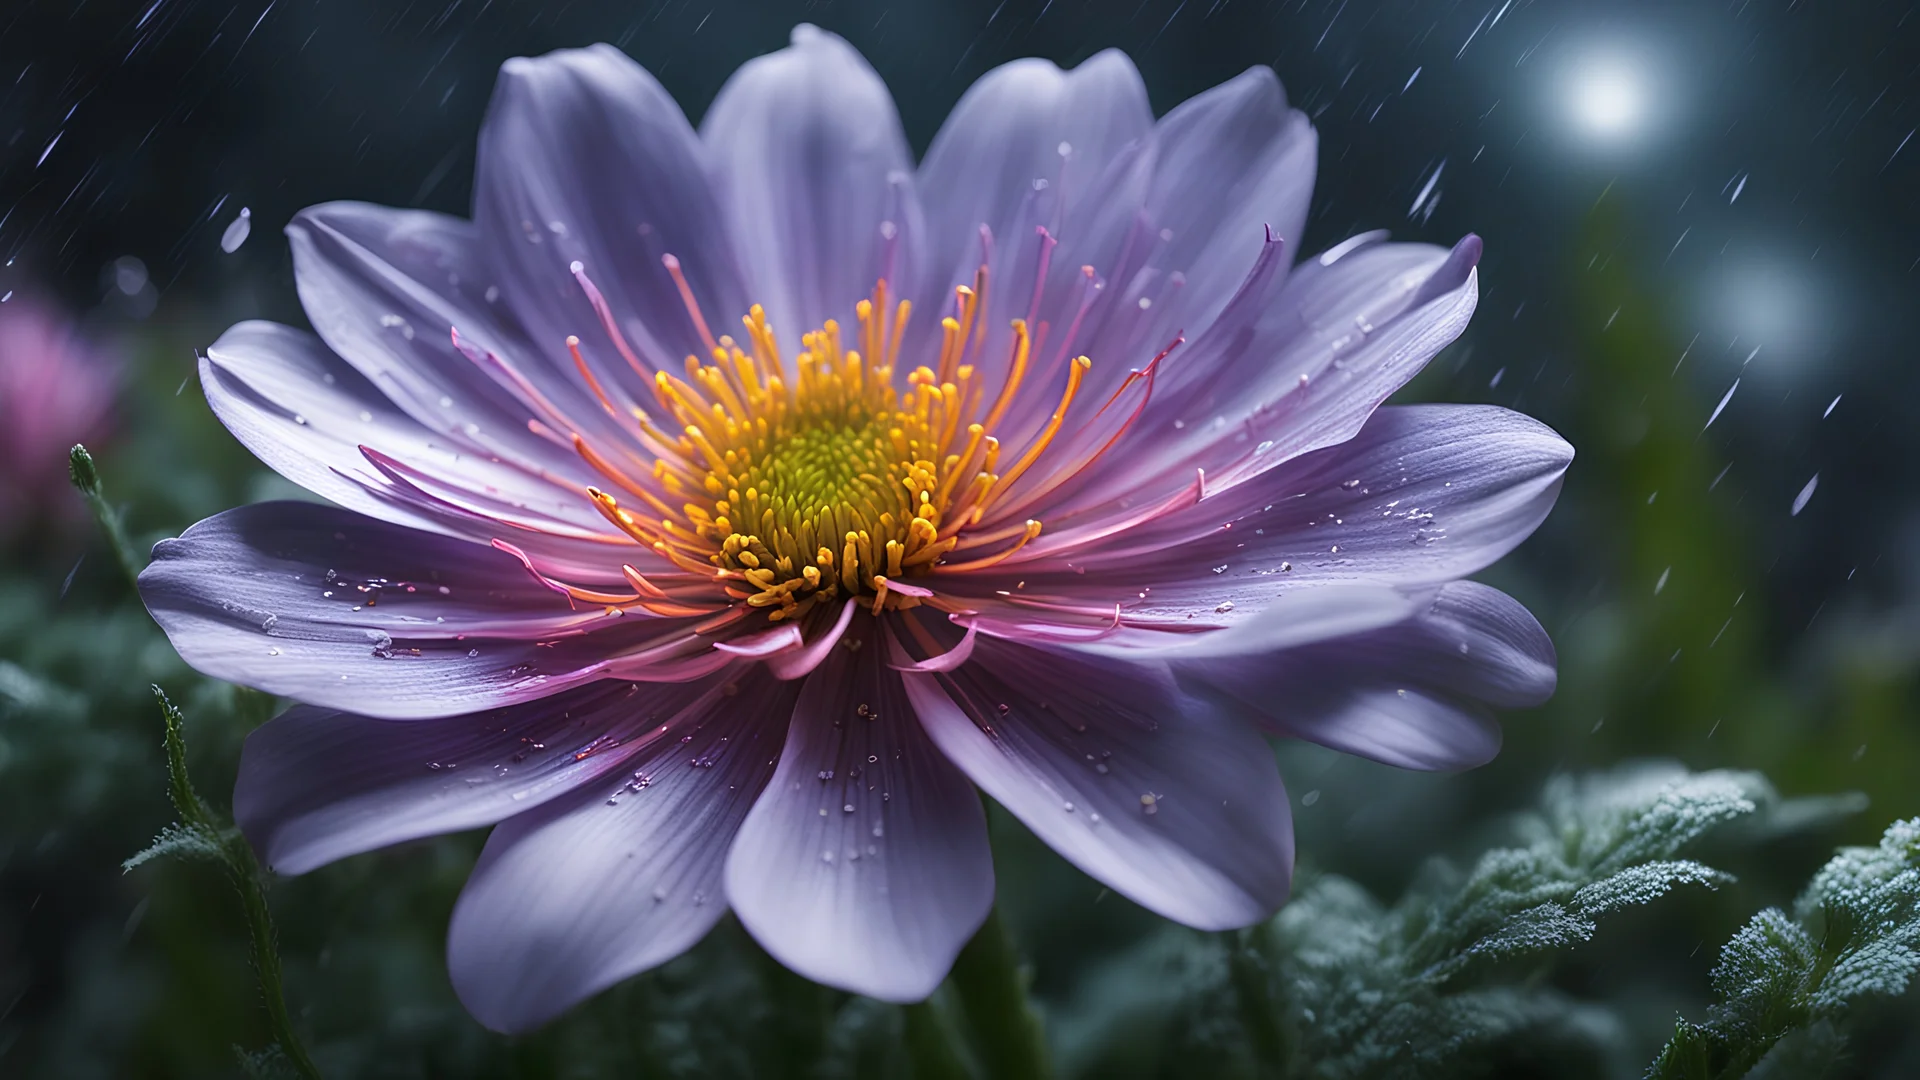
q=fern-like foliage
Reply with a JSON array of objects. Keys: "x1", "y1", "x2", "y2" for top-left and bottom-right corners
[
  {"x1": 1055, "y1": 763, "x2": 1773, "y2": 1080},
  {"x1": 1647, "y1": 817, "x2": 1920, "y2": 1080}
]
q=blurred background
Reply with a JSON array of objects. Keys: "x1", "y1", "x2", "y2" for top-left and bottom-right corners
[{"x1": 3, "y1": 0, "x2": 1918, "y2": 1075}]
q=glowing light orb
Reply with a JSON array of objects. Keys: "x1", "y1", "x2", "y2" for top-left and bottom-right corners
[{"x1": 1567, "y1": 58, "x2": 1645, "y2": 138}]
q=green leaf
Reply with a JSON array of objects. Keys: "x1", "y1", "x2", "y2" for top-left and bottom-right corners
[
  {"x1": 123, "y1": 821, "x2": 226, "y2": 872},
  {"x1": 1645, "y1": 816, "x2": 1920, "y2": 1080}
]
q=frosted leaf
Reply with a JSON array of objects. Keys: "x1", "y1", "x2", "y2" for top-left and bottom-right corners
[{"x1": 123, "y1": 821, "x2": 225, "y2": 871}]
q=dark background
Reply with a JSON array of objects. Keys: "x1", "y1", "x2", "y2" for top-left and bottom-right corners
[{"x1": 4, "y1": 0, "x2": 1920, "y2": 1075}]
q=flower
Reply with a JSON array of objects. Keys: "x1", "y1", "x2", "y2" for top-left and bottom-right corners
[
  {"x1": 0, "y1": 293, "x2": 118, "y2": 540},
  {"x1": 138, "y1": 26, "x2": 1572, "y2": 1032}
]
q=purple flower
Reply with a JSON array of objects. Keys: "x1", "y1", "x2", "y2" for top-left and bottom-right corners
[
  {"x1": 138, "y1": 26, "x2": 1571, "y2": 1032},
  {"x1": 0, "y1": 292, "x2": 118, "y2": 538}
]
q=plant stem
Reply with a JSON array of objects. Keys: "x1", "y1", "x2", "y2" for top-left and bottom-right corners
[
  {"x1": 68, "y1": 443, "x2": 144, "y2": 588},
  {"x1": 948, "y1": 905, "x2": 1051, "y2": 1080},
  {"x1": 231, "y1": 854, "x2": 324, "y2": 1080},
  {"x1": 1227, "y1": 927, "x2": 1290, "y2": 1078},
  {"x1": 903, "y1": 998, "x2": 974, "y2": 1080},
  {"x1": 152, "y1": 688, "x2": 322, "y2": 1080}
]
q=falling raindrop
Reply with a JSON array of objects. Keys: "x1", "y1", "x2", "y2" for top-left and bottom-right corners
[
  {"x1": 1791, "y1": 474, "x2": 1818, "y2": 517},
  {"x1": 221, "y1": 207, "x2": 252, "y2": 253}
]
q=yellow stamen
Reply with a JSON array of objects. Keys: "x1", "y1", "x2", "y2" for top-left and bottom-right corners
[{"x1": 555, "y1": 272, "x2": 1100, "y2": 620}]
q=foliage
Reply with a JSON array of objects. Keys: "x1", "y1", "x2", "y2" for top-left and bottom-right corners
[
  {"x1": 1051, "y1": 763, "x2": 1917, "y2": 1080},
  {"x1": 1648, "y1": 818, "x2": 1920, "y2": 1080}
]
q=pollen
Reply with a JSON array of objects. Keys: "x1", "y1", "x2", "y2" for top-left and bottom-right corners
[{"x1": 568, "y1": 273, "x2": 1084, "y2": 622}]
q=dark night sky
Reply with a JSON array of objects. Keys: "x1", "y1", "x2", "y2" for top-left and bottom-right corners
[{"x1": 4, "y1": 0, "x2": 1919, "y2": 649}]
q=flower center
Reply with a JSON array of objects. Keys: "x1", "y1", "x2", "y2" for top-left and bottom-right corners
[{"x1": 572, "y1": 275, "x2": 1092, "y2": 623}]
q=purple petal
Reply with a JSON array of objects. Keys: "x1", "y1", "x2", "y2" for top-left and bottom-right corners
[
  {"x1": 474, "y1": 45, "x2": 750, "y2": 394},
  {"x1": 1137, "y1": 66, "x2": 1316, "y2": 332},
  {"x1": 1006, "y1": 236, "x2": 1478, "y2": 535},
  {"x1": 200, "y1": 321, "x2": 624, "y2": 581},
  {"x1": 1174, "y1": 581, "x2": 1555, "y2": 770},
  {"x1": 917, "y1": 49, "x2": 1151, "y2": 317},
  {"x1": 1126, "y1": 404, "x2": 1572, "y2": 594},
  {"x1": 1203, "y1": 236, "x2": 1485, "y2": 494},
  {"x1": 980, "y1": 65, "x2": 1315, "y2": 443},
  {"x1": 937, "y1": 404, "x2": 1567, "y2": 641},
  {"x1": 725, "y1": 614, "x2": 992, "y2": 1002},
  {"x1": 448, "y1": 671, "x2": 796, "y2": 1033},
  {"x1": 138, "y1": 501, "x2": 710, "y2": 719},
  {"x1": 700, "y1": 25, "x2": 924, "y2": 341},
  {"x1": 235, "y1": 675, "x2": 733, "y2": 874},
  {"x1": 286, "y1": 201, "x2": 619, "y2": 461},
  {"x1": 901, "y1": 635, "x2": 1292, "y2": 930}
]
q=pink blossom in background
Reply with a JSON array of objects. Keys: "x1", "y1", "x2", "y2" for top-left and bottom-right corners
[{"x1": 0, "y1": 294, "x2": 118, "y2": 538}]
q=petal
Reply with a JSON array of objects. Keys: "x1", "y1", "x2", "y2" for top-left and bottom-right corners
[
  {"x1": 1000, "y1": 236, "x2": 1478, "y2": 538},
  {"x1": 937, "y1": 404, "x2": 1569, "y2": 641},
  {"x1": 448, "y1": 671, "x2": 796, "y2": 1033},
  {"x1": 1129, "y1": 404, "x2": 1573, "y2": 593},
  {"x1": 726, "y1": 614, "x2": 992, "y2": 1002},
  {"x1": 474, "y1": 45, "x2": 750, "y2": 392},
  {"x1": 287, "y1": 201, "x2": 616, "y2": 461},
  {"x1": 918, "y1": 49, "x2": 1151, "y2": 305},
  {"x1": 988, "y1": 66, "x2": 1315, "y2": 442},
  {"x1": 700, "y1": 25, "x2": 924, "y2": 340},
  {"x1": 200, "y1": 321, "x2": 624, "y2": 580},
  {"x1": 1136, "y1": 66, "x2": 1316, "y2": 332},
  {"x1": 1202, "y1": 236, "x2": 1487, "y2": 494},
  {"x1": 138, "y1": 502, "x2": 708, "y2": 719},
  {"x1": 901, "y1": 636, "x2": 1292, "y2": 929},
  {"x1": 1174, "y1": 581, "x2": 1555, "y2": 770},
  {"x1": 235, "y1": 675, "x2": 731, "y2": 874}
]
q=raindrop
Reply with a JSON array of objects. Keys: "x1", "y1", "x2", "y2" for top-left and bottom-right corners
[
  {"x1": 1704, "y1": 378, "x2": 1739, "y2": 431},
  {"x1": 1301, "y1": 790, "x2": 1321, "y2": 806},
  {"x1": 1791, "y1": 474, "x2": 1818, "y2": 517},
  {"x1": 1654, "y1": 567, "x2": 1671, "y2": 595},
  {"x1": 221, "y1": 207, "x2": 252, "y2": 253}
]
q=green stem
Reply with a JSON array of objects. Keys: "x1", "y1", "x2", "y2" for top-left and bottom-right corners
[
  {"x1": 903, "y1": 998, "x2": 975, "y2": 1080},
  {"x1": 948, "y1": 906, "x2": 1051, "y2": 1080},
  {"x1": 153, "y1": 688, "x2": 322, "y2": 1080},
  {"x1": 1227, "y1": 927, "x2": 1289, "y2": 1078},
  {"x1": 68, "y1": 444, "x2": 145, "y2": 589},
  {"x1": 231, "y1": 855, "x2": 323, "y2": 1080}
]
